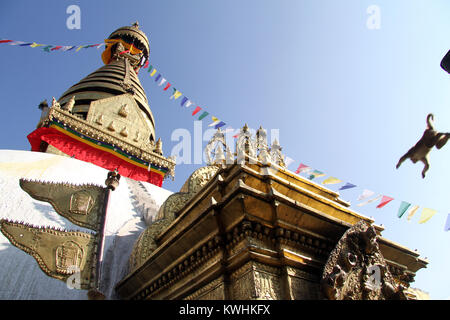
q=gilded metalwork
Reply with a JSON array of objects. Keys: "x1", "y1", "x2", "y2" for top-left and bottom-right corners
[
  {"x1": 128, "y1": 165, "x2": 220, "y2": 272},
  {"x1": 0, "y1": 219, "x2": 96, "y2": 289},
  {"x1": 117, "y1": 151, "x2": 427, "y2": 300},
  {"x1": 118, "y1": 104, "x2": 130, "y2": 117},
  {"x1": 204, "y1": 124, "x2": 288, "y2": 168},
  {"x1": 43, "y1": 98, "x2": 176, "y2": 179},
  {"x1": 19, "y1": 178, "x2": 107, "y2": 230}
]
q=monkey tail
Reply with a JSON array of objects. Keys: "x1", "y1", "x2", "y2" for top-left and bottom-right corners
[{"x1": 426, "y1": 113, "x2": 434, "y2": 130}]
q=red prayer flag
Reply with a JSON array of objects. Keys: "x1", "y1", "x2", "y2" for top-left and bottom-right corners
[
  {"x1": 51, "y1": 46, "x2": 62, "y2": 51},
  {"x1": 163, "y1": 83, "x2": 171, "y2": 91},
  {"x1": 192, "y1": 106, "x2": 201, "y2": 116},
  {"x1": 0, "y1": 40, "x2": 13, "y2": 44},
  {"x1": 295, "y1": 163, "x2": 309, "y2": 174},
  {"x1": 376, "y1": 195, "x2": 394, "y2": 209}
]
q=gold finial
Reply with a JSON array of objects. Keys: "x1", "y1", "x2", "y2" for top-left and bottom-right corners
[{"x1": 132, "y1": 21, "x2": 140, "y2": 29}]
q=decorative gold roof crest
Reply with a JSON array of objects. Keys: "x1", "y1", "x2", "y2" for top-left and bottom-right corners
[{"x1": 205, "y1": 124, "x2": 288, "y2": 169}]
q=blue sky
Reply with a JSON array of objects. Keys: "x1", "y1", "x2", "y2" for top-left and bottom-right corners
[{"x1": 1, "y1": 0, "x2": 449, "y2": 298}]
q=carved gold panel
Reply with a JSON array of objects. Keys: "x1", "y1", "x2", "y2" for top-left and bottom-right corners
[
  {"x1": 0, "y1": 220, "x2": 96, "y2": 289},
  {"x1": 20, "y1": 179, "x2": 107, "y2": 230},
  {"x1": 86, "y1": 94, "x2": 152, "y2": 147}
]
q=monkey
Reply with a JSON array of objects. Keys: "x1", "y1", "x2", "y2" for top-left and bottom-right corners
[{"x1": 396, "y1": 113, "x2": 450, "y2": 178}]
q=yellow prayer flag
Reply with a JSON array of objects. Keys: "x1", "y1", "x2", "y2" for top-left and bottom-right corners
[
  {"x1": 30, "y1": 42, "x2": 44, "y2": 48},
  {"x1": 76, "y1": 45, "x2": 85, "y2": 52},
  {"x1": 418, "y1": 208, "x2": 437, "y2": 224},
  {"x1": 322, "y1": 177, "x2": 342, "y2": 185},
  {"x1": 406, "y1": 205, "x2": 419, "y2": 221},
  {"x1": 170, "y1": 90, "x2": 182, "y2": 100},
  {"x1": 209, "y1": 116, "x2": 220, "y2": 127},
  {"x1": 150, "y1": 69, "x2": 157, "y2": 77}
]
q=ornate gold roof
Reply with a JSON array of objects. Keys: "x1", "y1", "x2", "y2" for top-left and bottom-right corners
[{"x1": 56, "y1": 23, "x2": 155, "y2": 142}]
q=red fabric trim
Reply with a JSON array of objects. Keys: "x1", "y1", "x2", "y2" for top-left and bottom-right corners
[
  {"x1": 26, "y1": 127, "x2": 163, "y2": 187},
  {"x1": 27, "y1": 126, "x2": 59, "y2": 151}
]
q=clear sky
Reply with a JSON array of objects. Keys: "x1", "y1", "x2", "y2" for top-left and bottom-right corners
[{"x1": 1, "y1": 0, "x2": 449, "y2": 299}]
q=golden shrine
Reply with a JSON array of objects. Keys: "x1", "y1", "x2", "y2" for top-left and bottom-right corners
[{"x1": 116, "y1": 126, "x2": 428, "y2": 300}]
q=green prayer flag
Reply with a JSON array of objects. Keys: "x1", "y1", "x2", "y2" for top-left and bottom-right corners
[
  {"x1": 42, "y1": 45, "x2": 53, "y2": 52},
  {"x1": 397, "y1": 201, "x2": 411, "y2": 218},
  {"x1": 198, "y1": 112, "x2": 209, "y2": 120}
]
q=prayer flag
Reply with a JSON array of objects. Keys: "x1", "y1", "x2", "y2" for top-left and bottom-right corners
[
  {"x1": 180, "y1": 97, "x2": 188, "y2": 107},
  {"x1": 198, "y1": 112, "x2": 209, "y2": 120},
  {"x1": 397, "y1": 201, "x2": 411, "y2": 218},
  {"x1": 0, "y1": 40, "x2": 13, "y2": 44},
  {"x1": 96, "y1": 43, "x2": 105, "y2": 49},
  {"x1": 147, "y1": 65, "x2": 153, "y2": 72},
  {"x1": 185, "y1": 100, "x2": 193, "y2": 108},
  {"x1": 295, "y1": 163, "x2": 310, "y2": 174},
  {"x1": 284, "y1": 156, "x2": 295, "y2": 168},
  {"x1": 30, "y1": 43, "x2": 45, "y2": 48},
  {"x1": 215, "y1": 121, "x2": 226, "y2": 129},
  {"x1": 406, "y1": 205, "x2": 420, "y2": 221},
  {"x1": 376, "y1": 195, "x2": 394, "y2": 209},
  {"x1": 357, "y1": 189, "x2": 375, "y2": 201},
  {"x1": 42, "y1": 45, "x2": 53, "y2": 52},
  {"x1": 60, "y1": 45, "x2": 74, "y2": 51},
  {"x1": 155, "y1": 74, "x2": 161, "y2": 82},
  {"x1": 144, "y1": 60, "x2": 149, "y2": 68},
  {"x1": 339, "y1": 182, "x2": 356, "y2": 191},
  {"x1": 192, "y1": 106, "x2": 201, "y2": 116},
  {"x1": 357, "y1": 195, "x2": 382, "y2": 207},
  {"x1": 75, "y1": 45, "x2": 86, "y2": 52},
  {"x1": 150, "y1": 69, "x2": 157, "y2": 76},
  {"x1": 8, "y1": 41, "x2": 25, "y2": 45},
  {"x1": 170, "y1": 89, "x2": 182, "y2": 100},
  {"x1": 51, "y1": 46, "x2": 62, "y2": 51},
  {"x1": 418, "y1": 208, "x2": 437, "y2": 224},
  {"x1": 444, "y1": 214, "x2": 450, "y2": 232},
  {"x1": 209, "y1": 116, "x2": 220, "y2": 127},
  {"x1": 163, "y1": 83, "x2": 171, "y2": 91},
  {"x1": 322, "y1": 177, "x2": 342, "y2": 185},
  {"x1": 308, "y1": 170, "x2": 325, "y2": 180},
  {"x1": 158, "y1": 78, "x2": 167, "y2": 86},
  {"x1": 19, "y1": 43, "x2": 33, "y2": 46}
]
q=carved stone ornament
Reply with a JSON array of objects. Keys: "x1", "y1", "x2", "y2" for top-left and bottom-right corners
[
  {"x1": 128, "y1": 165, "x2": 220, "y2": 272},
  {"x1": 0, "y1": 220, "x2": 96, "y2": 290},
  {"x1": 19, "y1": 179, "x2": 107, "y2": 231},
  {"x1": 321, "y1": 220, "x2": 407, "y2": 300}
]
